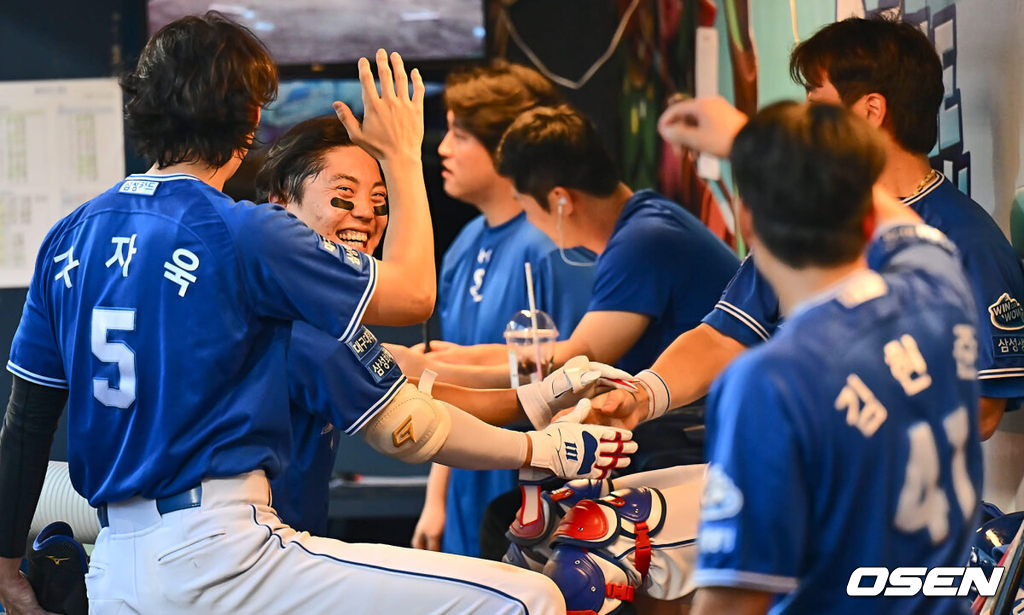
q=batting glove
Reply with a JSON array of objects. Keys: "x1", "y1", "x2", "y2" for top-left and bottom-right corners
[
  {"x1": 526, "y1": 399, "x2": 637, "y2": 480},
  {"x1": 517, "y1": 355, "x2": 637, "y2": 429}
]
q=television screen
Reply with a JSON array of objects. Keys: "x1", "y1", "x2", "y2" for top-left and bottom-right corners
[
  {"x1": 147, "y1": 0, "x2": 486, "y2": 65},
  {"x1": 255, "y1": 77, "x2": 445, "y2": 145}
]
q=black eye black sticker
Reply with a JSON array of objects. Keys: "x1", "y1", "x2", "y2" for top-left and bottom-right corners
[
  {"x1": 331, "y1": 197, "x2": 355, "y2": 210},
  {"x1": 373, "y1": 203, "x2": 388, "y2": 216}
]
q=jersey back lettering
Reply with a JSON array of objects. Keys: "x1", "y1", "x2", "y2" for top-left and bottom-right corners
[
  {"x1": 7, "y1": 174, "x2": 377, "y2": 505},
  {"x1": 697, "y1": 227, "x2": 981, "y2": 614}
]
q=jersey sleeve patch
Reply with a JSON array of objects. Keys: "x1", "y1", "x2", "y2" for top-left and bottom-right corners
[
  {"x1": 988, "y1": 293, "x2": 1024, "y2": 331},
  {"x1": 345, "y1": 325, "x2": 402, "y2": 384}
]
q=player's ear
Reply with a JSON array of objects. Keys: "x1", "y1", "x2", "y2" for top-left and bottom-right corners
[
  {"x1": 736, "y1": 199, "x2": 758, "y2": 250},
  {"x1": 857, "y1": 93, "x2": 886, "y2": 129},
  {"x1": 546, "y1": 187, "x2": 573, "y2": 216},
  {"x1": 267, "y1": 193, "x2": 288, "y2": 208}
]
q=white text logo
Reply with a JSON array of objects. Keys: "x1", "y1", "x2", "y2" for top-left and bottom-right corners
[{"x1": 846, "y1": 566, "x2": 1004, "y2": 597}]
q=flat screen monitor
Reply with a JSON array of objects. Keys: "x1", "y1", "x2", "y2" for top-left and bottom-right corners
[{"x1": 147, "y1": 0, "x2": 486, "y2": 66}]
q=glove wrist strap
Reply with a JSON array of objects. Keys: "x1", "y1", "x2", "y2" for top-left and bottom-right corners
[
  {"x1": 516, "y1": 385, "x2": 552, "y2": 429},
  {"x1": 634, "y1": 370, "x2": 670, "y2": 422}
]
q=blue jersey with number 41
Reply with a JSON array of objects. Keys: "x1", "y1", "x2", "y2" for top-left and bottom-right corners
[
  {"x1": 7, "y1": 174, "x2": 378, "y2": 506},
  {"x1": 696, "y1": 225, "x2": 982, "y2": 614}
]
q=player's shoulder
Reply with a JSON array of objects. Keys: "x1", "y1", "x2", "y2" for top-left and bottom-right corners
[
  {"x1": 443, "y1": 215, "x2": 487, "y2": 260},
  {"x1": 614, "y1": 189, "x2": 731, "y2": 253},
  {"x1": 914, "y1": 176, "x2": 1008, "y2": 246}
]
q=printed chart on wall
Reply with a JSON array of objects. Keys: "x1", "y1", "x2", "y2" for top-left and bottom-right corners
[{"x1": 0, "y1": 78, "x2": 124, "y2": 288}]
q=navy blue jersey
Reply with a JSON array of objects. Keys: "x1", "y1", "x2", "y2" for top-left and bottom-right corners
[
  {"x1": 588, "y1": 189, "x2": 739, "y2": 373},
  {"x1": 438, "y1": 210, "x2": 594, "y2": 557},
  {"x1": 702, "y1": 174, "x2": 1024, "y2": 403},
  {"x1": 7, "y1": 173, "x2": 377, "y2": 506},
  {"x1": 696, "y1": 225, "x2": 982, "y2": 614},
  {"x1": 272, "y1": 323, "x2": 405, "y2": 534}
]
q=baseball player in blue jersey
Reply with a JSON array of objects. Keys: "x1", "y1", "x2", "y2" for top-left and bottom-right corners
[
  {"x1": 690, "y1": 101, "x2": 981, "y2": 615},
  {"x1": 406, "y1": 63, "x2": 597, "y2": 561},
  {"x1": 0, "y1": 14, "x2": 636, "y2": 615},
  {"x1": 594, "y1": 16, "x2": 1024, "y2": 439}
]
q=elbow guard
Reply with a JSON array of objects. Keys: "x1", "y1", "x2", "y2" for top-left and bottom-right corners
[{"x1": 361, "y1": 383, "x2": 452, "y2": 464}]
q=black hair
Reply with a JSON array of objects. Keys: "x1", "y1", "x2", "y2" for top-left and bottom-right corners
[
  {"x1": 121, "y1": 11, "x2": 278, "y2": 168},
  {"x1": 789, "y1": 15, "x2": 943, "y2": 155},
  {"x1": 254, "y1": 116, "x2": 359, "y2": 204},
  {"x1": 730, "y1": 101, "x2": 886, "y2": 269},
  {"x1": 496, "y1": 104, "x2": 620, "y2": 209}
]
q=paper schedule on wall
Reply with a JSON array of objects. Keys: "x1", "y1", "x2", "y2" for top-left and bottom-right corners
[{"x1": 0, "y1": 78, "x2": 124, "y2": 288}]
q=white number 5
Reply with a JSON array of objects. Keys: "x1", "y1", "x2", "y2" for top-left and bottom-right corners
[{"x1": 91, "y1": 308, "x2": 137, "y2": 408}]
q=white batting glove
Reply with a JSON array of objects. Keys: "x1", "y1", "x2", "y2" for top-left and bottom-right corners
[
  {"x1": 526, "y1": 399, "x2": 637, "y2": 480},
  {"x1": 516, "y1": 355, "x2": 637, "y2": 429}
]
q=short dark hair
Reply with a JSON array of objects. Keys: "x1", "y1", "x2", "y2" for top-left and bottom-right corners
[
  {"x1": 121, "y1": 11, "x2": 278, "y2": 168},
  {"x1": 730, "y1": 101, "x2": 886, "y2": 269},
  {"x1": 496, "y1": 105, "x2": 621, "y2": 209},
  {"x1": 254, "y1": 116, "x2": 359, "y2": 203},
  {"x1": 444, "y1": 60, "x2": 563, "y2": 157},
  {"x1": 789, "y1": 16, "x2": 943, "y2": 155}
]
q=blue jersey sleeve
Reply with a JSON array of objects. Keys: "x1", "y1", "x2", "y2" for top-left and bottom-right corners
[
  {"x1": 701, "y1": 255, "x2": 779, "y2": 347},
  {"x1": 288, "y1": 323, "x2": 405, "y2": 434},
  {"x1": 961, "y1": 237, "x2": 1024, "y2": 400},
  {"x1": 695, "y1": 355, "x2": 808, "y2": 594},
  {"x1": 235, "y1": 204, "x2": 377, "y2": 343},
  {"x1": 532, "y1": 248, "x2": 595, "y2": 341},
  {"x1": 587, "y1": 225, "x2": 673, "y2": 318},
  {"x1": 7, "y1": 224, "x2": 68, "y2": 388}
]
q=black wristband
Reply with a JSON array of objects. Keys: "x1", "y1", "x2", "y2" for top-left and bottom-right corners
[{"x1": 0, "y1": 375, "x2": 67, "y2": 557}]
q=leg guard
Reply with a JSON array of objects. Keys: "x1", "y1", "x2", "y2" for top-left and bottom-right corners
[
  {"x1": 503, "y1": 478, "x2": 611, "y2": 572},
  {"x1": 543, "y1": 481, "x2": 701, "y2": 613}
]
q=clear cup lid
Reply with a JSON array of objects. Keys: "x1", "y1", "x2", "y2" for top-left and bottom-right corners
[{"x1": 503, "y1": 309, "x2": 558, "y2": 341}]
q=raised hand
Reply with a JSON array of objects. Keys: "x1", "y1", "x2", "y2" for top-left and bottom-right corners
[
  {"x1": 657, "y1": 95, "x2": 748, "y2": 158},
  {"x1": 333, "y1": 49, "x2": 425, "y2": 162},
  {"x1": 527, "y1": 399, "x2": 637, "y2": 480},
  {"x1": 516, "y1": 355, "x2": 636, "y2": 428}
]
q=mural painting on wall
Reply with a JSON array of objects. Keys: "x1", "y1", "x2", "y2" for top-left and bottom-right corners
[{"x1": 649, "y1": 0, "x2": 978, "y2": 252}]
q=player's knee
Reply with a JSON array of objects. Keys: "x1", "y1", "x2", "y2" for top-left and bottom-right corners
[{"x1": 361, "y1": 383, "x2": 451, "y2": 463}]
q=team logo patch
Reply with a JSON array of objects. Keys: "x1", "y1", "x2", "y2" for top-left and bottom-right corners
[
  {"x1": 700, "y1": 465, "x2": 744, "y2": 521},
  {"x1": 989, "y1": 293, "x2": 1024, "y2": 331}
]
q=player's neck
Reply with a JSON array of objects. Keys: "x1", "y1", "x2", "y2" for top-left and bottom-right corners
[
  {"x1": 575, "y1": 183, "x2": 634, "y2": 255},
  {"x1": 773, "y1": 256, "x2": 868, "y2": 318},
  {"x1": 474, "y1": 180, "x2": 523, "y2": 228},
  {"x1": 146, "y1": 157, "x2": 241, "y2": 193},
  {"x1": 876, "y1": 143, "x2": 935, "y2": 200}
]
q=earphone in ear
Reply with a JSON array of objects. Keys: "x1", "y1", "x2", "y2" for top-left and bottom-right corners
[{"x1": 557, "y1": 197, "x2": 566, "y2": 215}]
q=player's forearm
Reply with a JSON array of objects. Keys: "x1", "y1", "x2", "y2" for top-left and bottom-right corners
[
  {"x1": 376, "y1": 154, "x2": 435, "y2": 320},
  {"x1": 430, "y1": 382, "x2": 525, "y2": 426},
  {"x1": 692, "y1": 587, "x2": 772, "y2": 615},
  {"x1": 431, "y1": 406, "x2": 530, "y2": 470},
  {"x1": 419, "y1": 359, "x2": 516, "y2": 389},
  {"x1": 427, "y1": 343, "x2": 507, "y2": 366},
  {"x1": 979, "y1": 396, "x2": 1008, "y2": 440},
  {"x1": 0, "y1": 377, "x2": 67, "y2": 558},
  {"x1": 424, "y1": 463, "x2": 451, "y2": 507},
  {"x1": 651, "y1": 323, "x2": 746, "y2": 409}
]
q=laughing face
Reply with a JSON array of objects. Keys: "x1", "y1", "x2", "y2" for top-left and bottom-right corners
[{"x1": 285, "y1": 145, "x2": 388, "y2": 254}]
